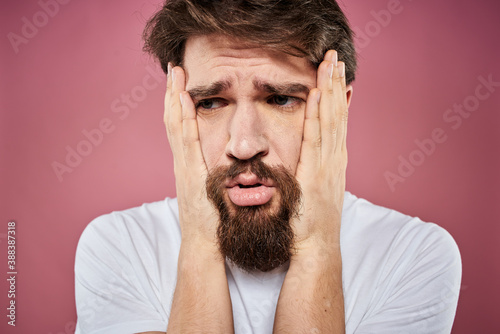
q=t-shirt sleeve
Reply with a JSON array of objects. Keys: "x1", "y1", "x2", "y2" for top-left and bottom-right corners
[
  {"x1": 354, "y1": 222, "x2": 462, "y2": 334},
  {"x1": 74, "y1": 214, "x2": 168, "y2": 334}
]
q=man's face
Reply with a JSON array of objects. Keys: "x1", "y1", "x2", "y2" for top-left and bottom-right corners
[
  {"x1": 183, "y1": 34, "x2": 317, "y2": 180},
  {"x1": 183, "y1": 34, "x2": 317, "y2": 271}
]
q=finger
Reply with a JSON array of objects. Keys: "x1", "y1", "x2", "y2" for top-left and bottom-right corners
[
  {"x1": 163, "y1": 62, "x2": 173, "y2": 125},
  {"x1": 334, "y1": 61, "x2": 348, "y2": 156},
  {"x1": 164, "y1": 63, "x2": 179, "y2": 150},
  {"x1": 318, "y1": 51, "x2": 347, "y2": 159},
  {"x1": 316, "y1": 53, "x2": 338, "y2": 158},
  {"x1": 324, "y1": 49, "x2": 337, "y2": 64},
  {"x1": 169, "y1": 66, "x2": 185, "y2": 129},
  {"x1": 180, "y1": 91, "x2": 207, "y2": 174},
  {"x1": 166, "y1": 65, "x2": 186, "y2": 155},
  {"x1": 298, "y1": 88, "x2": 322, "y2": 170}
]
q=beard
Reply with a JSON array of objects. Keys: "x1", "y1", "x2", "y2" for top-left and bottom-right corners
[{"x1": 206, "y1": 157, "x2": 302, "y2": 272}]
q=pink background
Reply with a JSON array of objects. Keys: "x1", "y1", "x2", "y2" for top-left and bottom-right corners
[{"x1": 1, "y1": 0, "x2": 499, "y2": 333}]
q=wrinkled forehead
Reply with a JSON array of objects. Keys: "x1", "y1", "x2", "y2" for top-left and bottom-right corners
[
  {"x1": 183, "y1": 34, "x2": 303, "y2": 64},
  {"x1": 183, "y1": 34, "x2": 317, "y2": 90}
]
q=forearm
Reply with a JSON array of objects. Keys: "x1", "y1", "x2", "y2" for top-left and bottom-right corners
[
  {"x1": 167, "y1": 238, "x2": 234, "y2": 333},
  {"x1": 274, "y1": 242, "x2": 345, "y2": 334}
]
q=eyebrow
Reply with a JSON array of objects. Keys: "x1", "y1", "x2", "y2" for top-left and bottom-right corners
[
  {"x1": 188, "y1": 80, "x2": 232, "y2": 101},
  {"x1": 187, "y1": 79, "x2": 310, "y2": 100},
  {"x1": 253, "y1": 80, "x2": 310, "y2": 96}
]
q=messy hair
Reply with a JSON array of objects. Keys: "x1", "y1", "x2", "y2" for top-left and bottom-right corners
[{"x1": 143, "y1": 0, "x2": 357, "y2": 84}]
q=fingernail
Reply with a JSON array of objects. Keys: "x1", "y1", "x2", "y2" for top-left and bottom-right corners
[
  {"x1": 167, "y1": 62, "x2": 172, "y2": 76},
  {"x1": 328, "y1": 63, "x2": 334, "y2": 78},
  {"x1": 339, "y1": 63, "x2": 345, "y2": 78},
  {"x1": 171, "y1": 67, "x2": 175, "y2": 81},
  {"x1": 316, "y1": 91, "x2": 321, "y2": 104},
  {"x1": 333, "y1": 51, "x2": 338, "y2": 67}
]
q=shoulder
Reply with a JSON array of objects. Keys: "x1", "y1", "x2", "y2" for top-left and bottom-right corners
[
  {"x1": 81, "y1": 197, "x2": 179, "y2": 234},
  {"x1": 342, "y1": 191, "x2": 460, "y2": 260},
  {"x1": 342, "y1": 191, "x2": 461, "y2": 333},
  {"x1": 342, "y1": 190, "x2": 461, "y2": 276},
  {"x1": 75, "y1": 197, "x2": 181, "y2": 286},
  {"x1": 74, "y1": 198, "x2": 180, "y2": 334},
  {"x1": 77, "y1": 197, "x2": 180, "y2": 254}
]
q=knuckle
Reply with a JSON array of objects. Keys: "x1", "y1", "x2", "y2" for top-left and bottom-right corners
[
  {"x1": 168, "y1": 122, "x2": 180, "y2": 136},
  {"x1": 170, "y1": 99, "x2": 178, "y2": 110},
  {"x1": 313, "y1": 139, "x2": 322, "y2": 148},
  {"x1": 311, "y1": 136, "x2": 322, "y2": 148},
  {"x1": 331, "y1": 125, "x2": 338, "y2": 136},
  {"x1": 342, "y1": 110, "x2": 348, "y2": 122},
  {"x1": 333, "y1": 74, "x2": 343, "y2": 85},
  {"x1": 327, "y1": 85, "x2": 335, "y2": 95}
]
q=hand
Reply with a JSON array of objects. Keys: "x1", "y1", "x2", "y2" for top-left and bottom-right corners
[
  {"x1": 164, "y1": 63, "x2": 219, "y2": 247},
  {"x1": 164, "y1": 65, "x2": 234, "y2": 334},
  {"x1": 274, "y1": 52, "x2": 348, "y2": 332},
  {"x1": 293, "y1": 50, "x2": 349, "y2": 251}
]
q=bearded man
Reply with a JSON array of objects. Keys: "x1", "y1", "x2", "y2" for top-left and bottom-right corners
[{"x1": 74, "y1": 1, "x2": 461, "y2": 333}]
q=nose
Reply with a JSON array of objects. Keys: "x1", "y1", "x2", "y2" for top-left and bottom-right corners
[{"x1": 225, "y1": 103, "x2": 269, "y2": 161}]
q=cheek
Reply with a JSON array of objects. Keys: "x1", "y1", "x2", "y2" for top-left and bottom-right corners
[
  {"x1": 198, "y1": 117, "x2": 228, "y2": 170},
  {"x1": 269, "y1": 114, "x2": 304, "y2": 173}
]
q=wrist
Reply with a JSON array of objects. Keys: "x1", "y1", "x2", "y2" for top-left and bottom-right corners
[
  {"x1": 293, "y1": 230, "x2": 341, "y2": 254},
  {"x1": 290, "y1": 236, "x2": 342, "y2": 271},
  {"x1": 178, "y1": 234, "x2": 224, "y2": 268}
]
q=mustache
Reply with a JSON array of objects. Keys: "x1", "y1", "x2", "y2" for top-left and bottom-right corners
[
  {"x1": 223, "y1": 156, "x2": 283, "y2": 181},
  {"x1": 206, "y1": 157, "x2": 278, "y2": 191},
  {"x1": 206, "y1": 156, "x2": 303, "y2": 212},
  {"x1": 206, "y1": 156, "x2": 303, "y2": 209}
]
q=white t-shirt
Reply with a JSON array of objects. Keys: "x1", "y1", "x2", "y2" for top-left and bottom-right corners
[{"x1": 74, "y1": 191, "x2": 461, "y2": 334}]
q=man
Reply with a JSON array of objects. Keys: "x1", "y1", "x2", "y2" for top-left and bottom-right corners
[{"x1": 75, "y1": 1, "x2": 461, "y2": 333}]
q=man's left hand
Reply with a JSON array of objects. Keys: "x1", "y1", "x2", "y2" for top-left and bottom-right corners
[
  {"x1": 274, "y1": 50, "x2": 348, "y2": 333},
  {"x1": 293, "y1": 49, "x2": 348, "y2": 252}
]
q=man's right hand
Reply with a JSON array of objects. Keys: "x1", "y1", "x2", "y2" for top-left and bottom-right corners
[
  {"x1": 164, "y1": 63, "x2": 219, "y2": 249},
  {"x1": 163, "y1": 63, "x2": 234, "y2": 333}
]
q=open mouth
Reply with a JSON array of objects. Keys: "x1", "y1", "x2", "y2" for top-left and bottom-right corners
[{"x1": 238, "y1": 183, "x2": 262, "y2": 188}]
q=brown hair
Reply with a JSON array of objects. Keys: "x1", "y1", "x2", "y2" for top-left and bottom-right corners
[{"x1": 143, "y1": 0, "x2": 357, "y2": 85}]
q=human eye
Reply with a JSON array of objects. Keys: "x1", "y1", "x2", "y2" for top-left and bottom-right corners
[
  {"x1": 267, "y1": 95, "x2": 303, "y2": 110},
  {"x1": 195, "y1": 98, "x2": 226, "y2": 111}
]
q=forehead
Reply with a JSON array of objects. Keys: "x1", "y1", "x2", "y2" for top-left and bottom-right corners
[{"x1": 182, "y1": 34, "x2": 316, "y2": 90}]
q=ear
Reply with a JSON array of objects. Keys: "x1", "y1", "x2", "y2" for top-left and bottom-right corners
[{"x1": 346, "y1": 84, "x2": 353, "y2": 109}]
